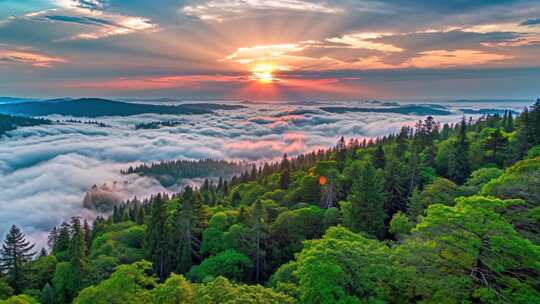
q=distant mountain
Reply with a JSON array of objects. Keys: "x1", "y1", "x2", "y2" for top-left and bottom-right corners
[
  {"x1": 460, "y1": 108, "x2": 518, "y2": 115},
  {"x1": 179, "y1": 103, "x2": 246, "y2": 110},
  {"x1": 0, "y1": 97, "x2": 39, "y2": 104},
  {"x1": 320, "y1": 105, "x2": 452, "y2": 116},
  {"x1": 0, "y1": 98, "x2": 219, "y2": 117}
]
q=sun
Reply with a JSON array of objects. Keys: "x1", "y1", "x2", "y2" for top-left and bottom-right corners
[{"x1": 251, "y1": 64, "x2": 275, "y2": 84}]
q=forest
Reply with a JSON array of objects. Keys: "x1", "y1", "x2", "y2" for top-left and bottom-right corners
[
  {"x1": 0, "y1": 114, "x2": 51, "y2": 136},
  {"x1": 1, "y1": 102, "x2": 540, "y2": 304}
]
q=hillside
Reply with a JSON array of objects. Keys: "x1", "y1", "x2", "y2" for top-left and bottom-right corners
[
  {"x1": 0, "y1": 98, "x2": 244, "y2": 118},
  {"x1": 0, "y1": 113, "x2": 52, "y2": 136}
]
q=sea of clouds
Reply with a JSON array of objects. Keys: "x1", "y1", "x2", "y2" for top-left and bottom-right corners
[{"x1": 0, "y1": 100, "x2": 530, "y2": 248}]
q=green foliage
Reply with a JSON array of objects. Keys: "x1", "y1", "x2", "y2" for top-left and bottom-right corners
[
  {"x1": 481, "y1": 157, "x2": 540, "y2": 204},
  {"x1": 526, "y1": 145, "x2": 540, "y2": 159},
  {"x1": 463, "y1": 167, "x2": 503, "y2": 194},
  {"x1": 194, "y1": 276, "x2": 295, "y2": 304},
  {"x1": 0, "y1": 225, "x2": 35, "y2": 293},
  {"x1": 389, "y1": 212, "x2": 414, "y2": 239},
  {"x1": 342, "y1": 159, "x2": 387, "y2": 238},
  {"x1": 0, "y1": 294, "x2": 38, "y2": 304},
  {"x1": 40, "y1": 283, "x2": 54, "y2": 304},
  {"x1": 407, "y1": 178, "x2": 462, "y2": 218},
  {"x1": 294, "y1": 226, "x2": 409, "y2": 303},
  {"x1": 27, "y1": 255, "x2": 57, "y2": 291},
  {"x1": 0, "y1": 279, "x2": 13, "y2": 300},
  {"x1": 151, "y1": 274, "x2": 193, "y2": 304},
  {"x1": 397, "y1": 196, "x2": 540, "y2": 303},
  {"x1": 74, "y1": 261, "x2": 156, "y2": 304},
  {"x1": 188, "y1": 249, "x2": 252, "y2": 282}
]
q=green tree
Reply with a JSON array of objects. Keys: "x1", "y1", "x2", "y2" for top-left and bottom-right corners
[
  {"x1": 342, "y1": 160, "x2": 386, "y2": 239},
  {"x1": 0, "y1": 225, "x2": 35, "y2": 293},
  {"x1": 251, "y1": 201, "x2": 266, "y2": 282},
  {"x1": 69, "y1": 217, "x2": 87, "y2": 292},
  {"x1": 145, "y1": 194, "x2": 170, "y2": 281},
  {"x1": 448, "y1": 116, "x2": 470, "y2": 184},
  {"x1": 389, "y1": 212, "x2": 414, "y2": 240},
  {"x1": 397, "y1": 196, "x2": 540, "y2": 303},
  {"x1": 294, "y1": 226, "x2": 410, "y2": 303},
  {"x1": 40, "y1": 283, "x2": 54, "y2": 304},
  {"x1": 482, "y1": 129, "x2": 508, "y2": 165},
  {"x1": 188, "y1": 249, "x2": 252, "y2": 282},
  {"x1": 171, "y1": 188, "x2": 208, "y2": 274},
  {"x1": 151, "y1": 274, "x2": 193, "y2": 304},
  {"x1": 74, "y1": 261, "x2": 156, "y2": 304},
  {"x1": 194, "y1": 276, "x2": 294, "y2": 304}
]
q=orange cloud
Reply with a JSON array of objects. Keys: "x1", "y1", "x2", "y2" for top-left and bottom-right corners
[
  {"x1": 406, "y1": 49, "x2": 512, "y2": 68},
  {"x1": 224, "y1": 132, "x2": 306, "y2": 155},
  {"x1": 0, "y1": 50, "x2": 67, "y2": 68},
  {"x1": 63, "y1": 75, "x2": 249, "y2": 90}
]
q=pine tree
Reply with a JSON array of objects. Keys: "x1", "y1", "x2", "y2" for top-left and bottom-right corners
[
  {"x1": 83, "y1": 220, "x2": 92, "y2": 252},
  {"x1": 251, "y1": 200, "x2": 266, "y2": 282},
  {"x1": 383, "y1": 155, "x2": 407, "y2": 216},
  {"x1": 279, "y1": 169, "x2": 290, "y2": 190},
  {"x1": 145, "y1": 193, "x2": 170, "y2": 281},
  {"x1": 373, "y1": 145, "x2": 385, "y2": 169},
  {"x1": 41, "y1": 282, "x2": 55, "y2": 304},
  {"x1": 505, "y1": 111, "x2": 514, "y2": 132},
  {"x1": 69, "y1": 217, "x2": 87, "y2": 293},
  {"x1": 448, "y1": 116, "x2": 470, "y2": 184},
  {"x1": 483, "y1": 129, "x2": 508, "y2": 165},
  {"x1": 0, "y1": 225, "x2": 35, "y2": 292},
  {"x1": 53, "y1": 222, "x2": 71, "y2": 254},
  {"x1": 136, "y1": 206, "x2": 146, "y2": 225},
  {"x1": 336, "y1": 136, "x2": 347, "y2": 163},
  {"x1": 171, "y1": 187, "x2": 207, "y2": 274},
  {"x1": 47, "y1": 226, "x2": 57, "y2": 251},
  {"x1": 343, "y1": 160, "x2": 387, "y2": 239}
]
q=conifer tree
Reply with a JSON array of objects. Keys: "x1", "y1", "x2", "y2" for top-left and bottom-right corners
[
  {"x1": 171, "y1": 187, "x2": 208, "y2": 274},
  {"x1": 279, "y1": 169, "x2": 290, "y2": 190},
  {"x1": 373, "y1": 145, "x2": 385, "y2": 169},
  {"x1": 448, "y1": 116, "x2": 470, "y2": 184},
  {"x1": 483, "y1": 129, "x2": 508, "y2": 165},
  {"x1": 145, "y1": 193, "x2": 169, "y2": 281},
  {"x1": 0, "y1": 225, "x2": 35, "y2": 292},
  {"x1": 53, "y1": 222, "x2": 71, "y2": 254},
  {"x1": 82, "y1": 220, "x2": 92, "y2": 252},
  {"x1": 69, "y1": 217, "x2": 87, "y2": 292},
  {"x1": 251, "y1": 200, "x2": 266, "y2": 282},
  {"x1": 343, "y1": 160, "x2": 387, "y2": 239},
  {"x1": 40, "y1": 282, "x2": 55, "y2": 304}
]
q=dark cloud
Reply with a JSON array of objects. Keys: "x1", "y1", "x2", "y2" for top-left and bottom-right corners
[
  {"x1": 45, "y1": 15, "x2": 115, "y2": 27},
  {"x1": 521, "y1": 17, "x2": 540, "y2": 26}
]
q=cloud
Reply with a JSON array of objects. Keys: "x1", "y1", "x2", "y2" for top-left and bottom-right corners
[
  {"x1": 521, "y1": 17, "x2": 540, "y2": 26},
  {"x1": 62, "y1": 74, "x2": 250, "y2": 90},
  {"x1": 13, "y1": 0, "x2": 157, "y2": 41},
  {"x1": 182, "y1": 0, "x2": 343, "y2": 22},
  {"x1": 0, "y1": 49, "x2": 67, "y2": 67},
  {"x1": 405, "y1": 49, "x2": 512, "y2": 68}
]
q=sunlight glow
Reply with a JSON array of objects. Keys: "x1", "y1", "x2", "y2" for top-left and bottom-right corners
[{"x1": 251, "y1": 64, "x2": 275, "y2": 84}]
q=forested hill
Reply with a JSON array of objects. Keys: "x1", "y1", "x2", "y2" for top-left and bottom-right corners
[
  {"x1": 2, "y1": 103, "x2": 540, "y2": 304},
  {"x1": 0, "y1": 114, "x2": 51, "y2": 136},
  {"x1": 0, "y1": 98, "x2": 245, "y2": 118},
  {"x1": 123, "y1": 159, "x2": 252, "y2": 188}
]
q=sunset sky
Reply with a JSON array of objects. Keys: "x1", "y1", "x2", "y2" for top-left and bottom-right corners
[{"x1": 1, "y1": 0, "x2": 540, "y2": 100}]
